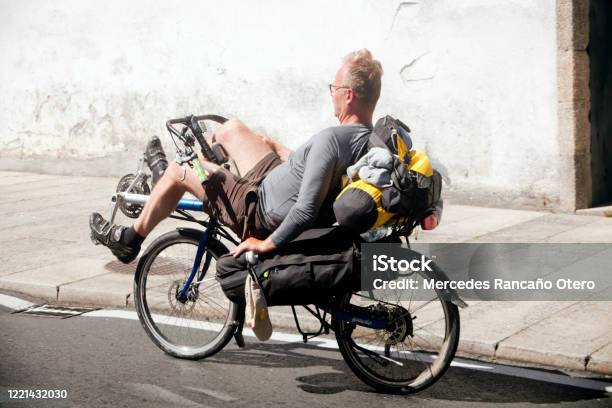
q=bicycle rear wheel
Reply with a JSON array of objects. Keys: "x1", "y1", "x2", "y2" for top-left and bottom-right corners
[
  {"x1": 334, "y1": 284, "x2": 460, "y2": 394},
  {"x1": 134, "y1": 229, "x2": 239, "y2": 359}
]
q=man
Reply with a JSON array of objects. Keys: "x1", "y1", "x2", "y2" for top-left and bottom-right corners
[{"x1": 90, "y1": 49, "x2": 439, "y2": 262}]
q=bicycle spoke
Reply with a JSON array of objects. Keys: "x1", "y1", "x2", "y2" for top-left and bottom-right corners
[
  {"x1": 135, "y1": 232, "x2": 235, "y2": 358},
  {"x1": 410, "y1": 297, "x2": 437, "y2": 313},
  {"x1": 336, "y1": 285, "x2": 458, "y2": 391}
]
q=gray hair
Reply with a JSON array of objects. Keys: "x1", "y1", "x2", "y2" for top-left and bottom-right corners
[{"x1": 342, "y1": 49, "x2": 383, "y2": 109}]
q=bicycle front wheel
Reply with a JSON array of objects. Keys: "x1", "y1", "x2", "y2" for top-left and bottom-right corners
[
  {"x1": 335, "y1": 285, "x2": 460, "y2": 394},
  {"x1": 134, "y1": 229, "x2": 239, "y2": 360}
]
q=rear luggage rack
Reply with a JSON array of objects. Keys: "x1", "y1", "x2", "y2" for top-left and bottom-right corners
[{"x1": 291, "y1": 304, "x2": 331, "y2": 343}]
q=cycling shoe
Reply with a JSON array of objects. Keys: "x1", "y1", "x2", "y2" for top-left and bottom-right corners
[
  {"x1": 89, "y1": 212, "x2": 140, "y2": 264},
  {"x1": 145, "y1": 136, "x2": 168, "y2": 187}
]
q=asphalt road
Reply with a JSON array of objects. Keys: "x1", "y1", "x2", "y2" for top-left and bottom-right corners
[{"x1": 0, "y1": 303, "x2": 610, "y2": 408}]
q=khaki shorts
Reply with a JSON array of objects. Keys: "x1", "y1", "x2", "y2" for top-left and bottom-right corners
[{"x1": 203, "y1": 152, "x2": 282, "y2": 240}]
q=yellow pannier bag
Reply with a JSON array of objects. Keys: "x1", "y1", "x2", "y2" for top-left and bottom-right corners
[{"x1": 334, "y1": 148, "x2": 440, "y2": 234}]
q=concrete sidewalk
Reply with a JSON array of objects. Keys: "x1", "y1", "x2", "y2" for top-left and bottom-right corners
[{"x1": 0, "y1": 170, "x2": 611, "y2": 376}]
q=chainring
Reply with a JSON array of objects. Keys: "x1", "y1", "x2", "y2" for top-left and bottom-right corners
[{"x1": 116, "y1": 173, "x2": 151, "y2": 218}]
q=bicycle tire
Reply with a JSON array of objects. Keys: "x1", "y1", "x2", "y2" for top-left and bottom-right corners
[
  {"x1": 334, "y1": 285, "x2": 460, "y2": 394},
  {"x1": 134, "y1": 228, "x2": 239, "y2": 360}
]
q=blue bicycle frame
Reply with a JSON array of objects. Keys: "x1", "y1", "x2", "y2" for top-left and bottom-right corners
[{"x1": 170, "y1": 198, "x2": 391, "y2": 332}]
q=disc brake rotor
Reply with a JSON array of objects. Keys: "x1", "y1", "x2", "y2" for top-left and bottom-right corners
[{"x1": 167, "y1": 280, "x2": 197, "y2": 313}]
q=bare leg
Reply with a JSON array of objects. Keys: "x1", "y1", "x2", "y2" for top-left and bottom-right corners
[
  {"x1": 132, "y1": 118, "x2": 272, "y2": 237},
  {"x1": 213, "y1": 118, "x2": 275, "y2": 175},
  {"x1": 133, "y1": 161, "x2": 204, "y2": 236}
]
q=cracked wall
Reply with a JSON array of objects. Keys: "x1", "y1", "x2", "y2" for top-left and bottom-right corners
[{"x1": 0, "y1": 0, "x2": 560, "y2": 208}]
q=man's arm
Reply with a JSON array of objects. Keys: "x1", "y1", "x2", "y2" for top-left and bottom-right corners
[
  {"x1": 269, "y1": 132, "x2": 338, "y2": 246},
  {"x1": 232, "y1": 131, "x2": 337, "y2": 257}
]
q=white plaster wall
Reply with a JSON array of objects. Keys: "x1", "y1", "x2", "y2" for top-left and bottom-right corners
[{"x1": 0, "y1": 0, "x2": 558, "y2": 207}]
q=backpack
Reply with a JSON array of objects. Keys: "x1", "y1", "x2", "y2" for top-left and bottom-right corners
[{"x1": 333, "y1": 115, "x2": 442, "y2": 234}]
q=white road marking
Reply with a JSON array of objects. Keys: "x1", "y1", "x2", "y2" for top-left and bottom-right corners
[
  {"x1": 3, "y1": 293, "x2": 611, "y2": 394},
  {"x1": 83, "y1": 309, "x2": 139, "y2": 320},
  {"x1": 0, "y1": 293, "x2": 35, "y2": 311},
  {"x1": 183, "y1": 386, "x2": 238, "y2": 402},
  {"x1": 128, "y1": 383, "x2": 210, "y2": 408}
]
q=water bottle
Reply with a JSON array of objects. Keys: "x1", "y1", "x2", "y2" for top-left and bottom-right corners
[
  {"x1": 360, "y1": 225, "x2": 392, "y2": 242},
  {"x1": 191, "y1": 157, "x2": 209, "y2": 183}
]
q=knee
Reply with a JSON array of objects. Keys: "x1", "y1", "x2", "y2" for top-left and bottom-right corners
[
  {"x1": 162, "y1": 161, "x2": 184, "y2": 186},
  {"x1": 165, "y1": 160, "x2": 181, "y2": 176},
  {"x1": 224, "y1": 117, "x2": 245, "y2": 130},
  {"x1": 216, "y1": 117, "x2": 246, "y2": 143}
]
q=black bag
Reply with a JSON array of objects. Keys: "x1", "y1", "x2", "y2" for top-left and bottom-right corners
[
  {"x1": 370, "y1": 115, "x2": 413, "y2": 152},
  {"x1": 373, "y1": 115, "x2": 442, "y2": 221},
  {"x1": 216, "y1": 227, "x2": 360, "y2": 306},
  {"x1": 381, "y1": 157, "x2": 443, "y2": 220}
]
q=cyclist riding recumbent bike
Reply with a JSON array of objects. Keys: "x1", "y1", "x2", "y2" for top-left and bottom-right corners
[{"x1": 90, "y1": 114, "x2": 464, "y2": 395}]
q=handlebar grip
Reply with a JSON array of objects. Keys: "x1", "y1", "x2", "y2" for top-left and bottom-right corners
[
  {"x1": 166, "y1": 117, "x2": 189, "y2": 126},
  {"x1": 189, "y1": 115, "x2": 218, "y2": 164},
  {"x1": 245, "y1": 251, "x2": 259, "y2": 266}
]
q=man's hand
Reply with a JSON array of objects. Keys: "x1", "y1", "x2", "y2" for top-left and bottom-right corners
[
  {"x1": 421, "y1": 213, "x2": 438, "y2": 230},
  {"x1": 261, "y1": 135, "x2": 292, "y2": 162},
  {"x1": 231, "y1": 236, "x2": 277, "y2": 258}
]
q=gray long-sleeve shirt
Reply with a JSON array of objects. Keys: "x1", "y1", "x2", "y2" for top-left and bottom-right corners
[{"x1": 258, "y1": 124, "x2": 372, "y2": 246}]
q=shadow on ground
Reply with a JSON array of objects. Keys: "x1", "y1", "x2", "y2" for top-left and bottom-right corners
[{"x1": 208, "y1": 341, "x2": 609, "y2": 404}]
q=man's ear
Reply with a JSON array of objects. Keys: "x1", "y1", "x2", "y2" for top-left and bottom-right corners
[{"x1": 345, "y1": 89, "x2": 355, "y2": 105}]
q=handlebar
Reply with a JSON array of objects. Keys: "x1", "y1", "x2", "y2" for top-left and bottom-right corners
[
  {"x1": 165, "y1": 114, "x2": 228, "y2": 164},
  {"x1": 165, "y1": 114, "x2": 228, "y2": 127}
]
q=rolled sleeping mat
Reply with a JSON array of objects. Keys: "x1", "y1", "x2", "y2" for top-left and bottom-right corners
[{"x1": 333, "y1": 179, "x2": 395, "y2": 233}]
